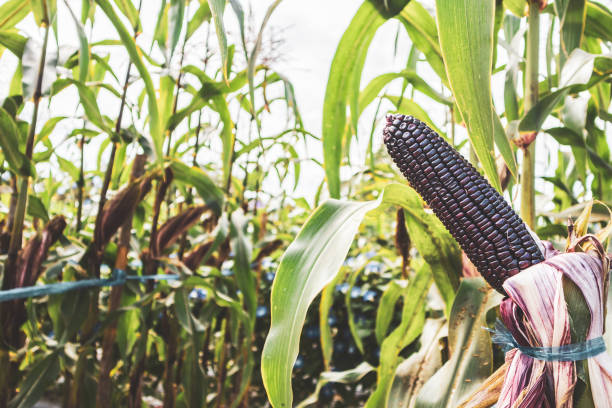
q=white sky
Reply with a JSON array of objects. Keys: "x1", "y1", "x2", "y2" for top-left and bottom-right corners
[{"x1": 0, "y1": 0, "x2": 585, "y2": 212}]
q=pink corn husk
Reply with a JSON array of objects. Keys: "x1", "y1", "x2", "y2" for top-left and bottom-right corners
[{"x1": 496, "y1": 235, "x2": 612, "y2": 408}]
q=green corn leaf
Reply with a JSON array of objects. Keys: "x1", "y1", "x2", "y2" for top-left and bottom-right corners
[
  {"x1": 322, "y1": 1, "x2": 385, "y2": 198},
  {"x1": 262, "y1": 198, "x2": 381, "y2": 407},
  {"x1": 113, "y1": 0, "x2": 140, "y2": 29},
  {"x1": 0, "y1": 0, "x2": 31, "y2": 30},
  {"x1": 375, "y1": 280, "x2": 405, "y2": 345},
  {"x1": 414, "y1": 278, "x2": 501, "y2": 408},
  {"x1": 186, "y1": 0, "x2": 212, "y2": 40},
  {"x1": 262, "y1": 182, "x2": 462, "y2": 407},
  {"x1": 167, "y1": 0, "x2": 185, "y2": 60},
  {"x1": 209, "y1": 0, "x2": 229, "y2": 82},
  {"x1": 247, "y1": 0, "x2": 282, "y2": 123},
  {"x1": 365, "y1": 260, "x2": 431, "y2": 408},
  {"x1": 64, "y1": 0, "x2": 89, "y2": 83},
  {"x1": 0, "y1": 107, "x2": 31, "y2": 176},
  {"x1": 169, "y1": 159, "x2": 224, "y2": 215},
  {"x1": 398, "y1": 2, "x2": 448, "y2": 85},
  {"x1": 585, "y1": 1, "x2": 612, "y2": 42},
  {"x1": 27, "y1": 194, "x2": 49, "y2": 222},
  {"x1": 8, "y1": 351, "x2": 61, "y2": 408},
  {"x1": 296, "y1": 362, "x2": 375, "y2": 408},
  {"x1": 435, "y1": 0, "x2": 510, "y2": 191},
  {"x1": 95, "y1": 0, "x2": 162, "y2": 165},
  {"x1": 0, "y1": 30, "x2": 27, "y2": 57}
]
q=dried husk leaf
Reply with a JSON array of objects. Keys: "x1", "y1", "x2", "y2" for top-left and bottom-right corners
[{"x1": 154, "y1": 205, "x2": 208, "y2": 256}]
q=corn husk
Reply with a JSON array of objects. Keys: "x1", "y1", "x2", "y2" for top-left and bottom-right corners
[{"x1": 494, "y1": 237, "x2": 611, "y2": 408}]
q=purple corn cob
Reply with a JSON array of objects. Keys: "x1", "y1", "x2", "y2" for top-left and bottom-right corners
[{"x1": 383, "y1": 114, "x2": 543, "y2": 294}]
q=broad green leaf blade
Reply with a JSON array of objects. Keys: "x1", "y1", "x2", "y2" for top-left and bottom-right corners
[
  {"x1": 322, "y1": 1, "x2": 385, "y2": 198},
  {"x1": 388, "y1": 318, "x2": 446, "y2": 408},
  {"x1": 8, "y1": 352, "x2": 60, "y2": 408},
  {"x1": 556, "y1": 0, "x2": 587, "y2": 65},
  {"x1": 414, "y1": 278, "x2": 500, "y2": 408},
  {"x1": 261, "y1": 198, "x2": 380, "y2": 407},
  {"x1": 113, "y1": 0, "x2": 140, "y2": 29},
  {"x1": 95, "y1": 0, "x2": 162, "y2": 164},
  {"x1": 398, "y1": 2, "x2": 448, "y2": 85},
  {"x1": 435, "y1": 0, "x2": 504, "y2": 191},
  {"x1": 209, "y1": 0, "x2": 229, "y2": 82},
  {"x1": 585, "y1": 1, "x2": 612, "y2": 42},
  {"x1": 381, "y1": 183, "x2": 461, "y2": 314},
  {"x1": 375, "y1": 280, "x2": 405, "y2": 345},
  {"x1": 0, "y1": 0, "x2": 31, "y2": 30},
  {"x1": 365, "y1": 261, "x2": 431, "y2": 408},
  {"x1": 64, "y1": 0, "x2": 89, "y2": 83},
  {"x1": 186, "y1": 1, "x2": 212, "y2": 40},
  {"x1": 0, "y1": 107, "x2": 30, "y2": 176},
  {"x1": 247, "y1": 0, "x2": 282, "y2": 121},
  {"x1": 296, "y1": 362, "x2": 375, "y2": 408},
  {"x1": 170, "y1": 160, "x2": 224, "y2": 215},
  {"x1": 359, "y1": 70, "x2": 452, "y2": 113},
  {"x1": 167, "y1": 0, "x2": 185, "y2": 60},
  {"x1": 0, "y1": 30, "x2": 27, "y2": 57}
]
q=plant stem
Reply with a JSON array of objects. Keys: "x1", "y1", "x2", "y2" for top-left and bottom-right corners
[
  {"x1": 520, "y1": 1, "x2": 540, "y2": 229},
  {"x1": 0, "y1": 19, "x2": 50, "y2": 407},
  {"x1": 96, "y1": 155, "x2": 146, "y2": 408},
  {"x1": 76, "y1": 122, "x2": 86, "y2": 231}
]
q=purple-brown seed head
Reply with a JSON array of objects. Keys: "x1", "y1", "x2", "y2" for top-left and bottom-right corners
[{"x1": 383, "y1": 113, "x2": 543, "y2": 294}]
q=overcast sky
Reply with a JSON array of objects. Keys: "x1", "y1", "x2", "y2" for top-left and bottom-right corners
[{"x1": 0, "y1": 0, "x2": 566, "y2": 209}]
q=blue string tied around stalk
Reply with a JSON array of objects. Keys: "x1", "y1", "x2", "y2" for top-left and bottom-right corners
[
  {"x1": 486, "y1": 319, "x2": 607, "y2": 362},
  {"x1": 0, "y1": 269, "x2": 180, "y2": 303}
]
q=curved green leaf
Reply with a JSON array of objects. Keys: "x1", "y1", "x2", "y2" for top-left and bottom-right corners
[
  {"x1": 0, "y1": 0, "x2": 30, "y2": 30},
  {"x1": 414, "y1": 278, "x2": 500, "y2": 408},
  {"x1": 0, "y1": 107, "x2": 31, "y2": 176},
  {"x1": 170, "y1": 160, "x2": 224, "y2": 215},
  {"x1": 95, "y1": 0, "x2": 162, "y2": 164},
  {"x1": 375, "y1": 280, "x2": 405, "y2": 345},
  {"x1": 209, "y1": 0, "x2": 229, "y2": 81},
  {"x1": 365, "y1": 260, "x2": 431, "y2": 407},
  {"x1": 262, "y1": 198, "x2": 381, "y2": 407},
  {"x1": 359, "y1": 70, "x2": 452, "y2": 114},
  {"x1": 64, "y1": 0, "x2": 89, "y2": 83},
  {"x1": 322, "y1": 1, "x2": 385, "y2": 198},
  {"x1": 435, "y1": 0, "x2": 507, "y2": 190},
  {"x1": 262, "y1": 182, "x2": 462, "y2": 407}
]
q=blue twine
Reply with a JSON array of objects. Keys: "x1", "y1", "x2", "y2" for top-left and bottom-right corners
[
  {"x1": 0, "y1": 269, "x2": 179, "y2": 303},
  {"x1": 486, "y1": 319, "x2": 606, "y2": 362}
]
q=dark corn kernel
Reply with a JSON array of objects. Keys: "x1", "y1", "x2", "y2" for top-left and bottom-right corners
[{"x1": 383, "y1": 114, "x2": 544, "y2": 294}]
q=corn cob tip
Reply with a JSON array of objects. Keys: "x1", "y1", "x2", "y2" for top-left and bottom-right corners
[{"x1": 383, "y1": 113, "x2": 544, "y2": 293}]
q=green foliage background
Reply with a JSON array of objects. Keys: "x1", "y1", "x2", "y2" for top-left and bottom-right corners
[{"x1": 0, "y1": 0, "x2": 610, "y2": 407}]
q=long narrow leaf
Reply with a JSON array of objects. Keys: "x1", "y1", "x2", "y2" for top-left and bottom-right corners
[{"x1": 435, "y1": 0, "x2": 506, "y2": 190}]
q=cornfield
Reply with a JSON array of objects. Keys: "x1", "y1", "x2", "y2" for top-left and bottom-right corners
[{"x1": 0, "y1": 0, "x2": 610, "y2": 407}]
